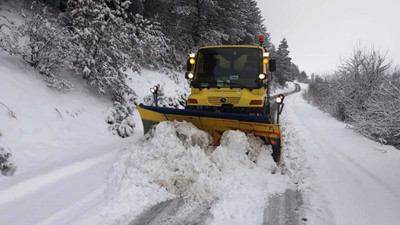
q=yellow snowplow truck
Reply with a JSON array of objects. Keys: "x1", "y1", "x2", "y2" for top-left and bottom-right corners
[{"x1": 137, "y1": 36, "x2": 285, "y2": 165}]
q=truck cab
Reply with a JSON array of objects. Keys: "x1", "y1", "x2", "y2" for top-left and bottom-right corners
[{"x1": 185, "y1": 45, "x2": 275, "y2": 116}]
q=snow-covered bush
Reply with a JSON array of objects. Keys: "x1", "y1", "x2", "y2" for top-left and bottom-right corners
[
  {"x1": 106, "y1": 100, "x2": 136, "y2": 138},
  {"x1": 351, "y1": 72, "x2": 400, "y2": 148},
  {"x1": 20, "y1": 13, "x2": 69, "y2": 76},
  {"x1": 0, "y1": 135, "x2": 16, "y2": 176},
  {"x1": 43, "y1": 75, "x2": 73, "y2": 92},
  {"x1": 0, "y1": 15, "x2": 21, "y2": 55},
  {"x1": 10, "y1": 2, "x2": 74, "y2": 91}
]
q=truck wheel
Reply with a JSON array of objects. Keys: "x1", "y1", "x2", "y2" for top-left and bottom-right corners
[{"x1": 271, "y1": 139, "x2": 282, "y2": 165}]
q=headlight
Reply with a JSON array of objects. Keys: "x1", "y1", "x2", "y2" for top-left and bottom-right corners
[
  {"x1": 258, "y1": 73, "x2": 267, "y2": 80},
  {"x1": 188, "y1": 72, "x2": 194, "y2": 79},
  {"x1": 276, "y1": 94, "x2": 285, "y2": 104},
  {"x1": 150, "y1": 85, "x2": 158, "y2": 94},
  {"x1": 263, "y1": 52, "x2": 270, "y2": 58},
  {"x1": 189, "y1": 53, "x2": 196, "y2": 58}
]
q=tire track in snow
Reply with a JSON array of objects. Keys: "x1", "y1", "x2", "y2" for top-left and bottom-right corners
[
  {"x1": 129, "y1": 198, "x2": 212, "y2": 225},
  {"x1": 263, "y1": 189, "x2": 304, "y2": 225}
]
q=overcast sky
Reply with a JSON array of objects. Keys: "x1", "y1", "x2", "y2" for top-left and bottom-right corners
[{"x1": 256, "y1": 0, "x2": 400, "y2": 75}]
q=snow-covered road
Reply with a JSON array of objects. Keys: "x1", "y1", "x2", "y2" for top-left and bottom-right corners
[
  {"x1": 284, "y1": 86, "x2": 400, "y2": 225},
  {"x1": 2, "y1": 81, "x2": 400, "y2": 225}
]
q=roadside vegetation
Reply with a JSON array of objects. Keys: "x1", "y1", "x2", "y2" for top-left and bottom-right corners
[{"x1": 304, "y1": 46, "x2": 400, "y2": 149}]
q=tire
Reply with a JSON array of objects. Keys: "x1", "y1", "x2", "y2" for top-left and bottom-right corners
[{"x1": 271, "y1": 139, "x2": 282, "y2": 164}]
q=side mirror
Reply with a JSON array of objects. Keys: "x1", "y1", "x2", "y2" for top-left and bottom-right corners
[{"x1": 269, "y1": 59, "x2": 276, "y2": 72}]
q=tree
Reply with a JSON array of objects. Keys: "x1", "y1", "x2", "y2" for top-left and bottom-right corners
[
  {"x1": 139, "y1": 0, "x2": 268, "y2": 59},
  {"x1": 297, "y1": 70, "x2": 308, "y2": 83},
  {"x1": 290, "y1": 63, "x2": 300, "y2": 81},
  {"x1": 274, "y1": 38, "x2": 292, "y2": 85},
  {"x1": 65, "y1": 0, "x2": 138, "y2": 137},
  {"x1": 21, "y1": 14, "x2": 68, "y2": 77},
  {"x1": 65, "y1": 0, "x2": 136, "y2": 101}
]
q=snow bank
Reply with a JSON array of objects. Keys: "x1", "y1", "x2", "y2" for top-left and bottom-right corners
[
  {"x1": 209, "y1": 131, "x2": 291, "y2": 225},
  {"x1": 78, "y1": 121, "x2": 288, "y2": 225}
]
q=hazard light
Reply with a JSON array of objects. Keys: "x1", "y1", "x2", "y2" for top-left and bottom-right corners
[
  {"x1": 276, "y1": 94, "x2": 285, "y2": 104},
  {"x1": 258, "y1": 35, "x2": 264, "y2": 44},
  {"x1": 187, "y1": 99, "x2": 198, "y2": 104},
  {"x1": 250, "y1": 100, "x2": 263, "y2": 105}
]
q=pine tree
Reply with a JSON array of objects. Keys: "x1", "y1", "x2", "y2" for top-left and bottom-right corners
[
  {"x1": 65, "y1": 0, "x2": 138, "y2": 137},
  {"x1": 298, "y1": 70, "x2": 309, "y2": 83},
  {"x1": 65, "y1": 0, "x2": 136, "y2": 101},
  {"x1": 236, "y1": 0, "x2": 267, "y2": 45},
  {"x1": 290, "y1": 63, "x2": 300, "y2": 81},
  {"x1": 275, "y1": 38, "x2": 292, "y2": 85}
]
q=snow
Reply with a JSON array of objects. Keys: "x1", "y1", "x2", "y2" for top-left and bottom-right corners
[
  {"x1": 2, "y1": 46, "x2": 400, "y2": 224},
  {"x1": 0, "y1": 53, "x2": 119, "y2": 173},
  {"x1": 0, "y1": 52, "x2": 128, "y2": 224},
  {"x1": 1, "y1": 5, "x2": 400, "y2": 223},
  {"x1": 283, "y1": 83, "x2": 400, "y2": 225},
  {"x1": 73, "y1": 121, "x2": 290, "y2": 225}
]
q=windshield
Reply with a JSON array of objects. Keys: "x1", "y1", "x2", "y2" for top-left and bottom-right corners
[{"x1": 193, "y1": 47, "x2": 263, "y2": 89}]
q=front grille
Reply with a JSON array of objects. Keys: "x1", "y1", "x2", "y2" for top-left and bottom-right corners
[{"x1": 208, "y1": 97, "x2": 240, "y2": 105}]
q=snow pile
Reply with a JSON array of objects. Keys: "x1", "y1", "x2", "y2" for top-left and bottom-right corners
[
  {"x1": 77, "y1": 121, "x2": 287, "y2": 225},
  {"x1": 108, "y1": 121, "x2": 218, "y2": 201},
  {"x1": 209, "y1": 131, "x2": 290, "y2": 225}
]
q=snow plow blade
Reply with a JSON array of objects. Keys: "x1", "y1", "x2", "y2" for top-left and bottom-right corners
[{"x1": 137, "y1": 104, "x2": 282, "y2": 164}]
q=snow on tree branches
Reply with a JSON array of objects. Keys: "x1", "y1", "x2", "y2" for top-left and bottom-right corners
[{"x1": 305, "y1": 46, "x2": 400, "y2": 149}]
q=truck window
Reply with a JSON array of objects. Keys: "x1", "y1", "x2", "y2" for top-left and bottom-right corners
[{"x1": 193, "y1": 48, "x2": 263, "y2": 89}]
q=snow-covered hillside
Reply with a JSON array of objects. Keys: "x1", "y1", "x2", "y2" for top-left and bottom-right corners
[{"x1": 0, "y1": 51, "x2": 187, "y2": 224}]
